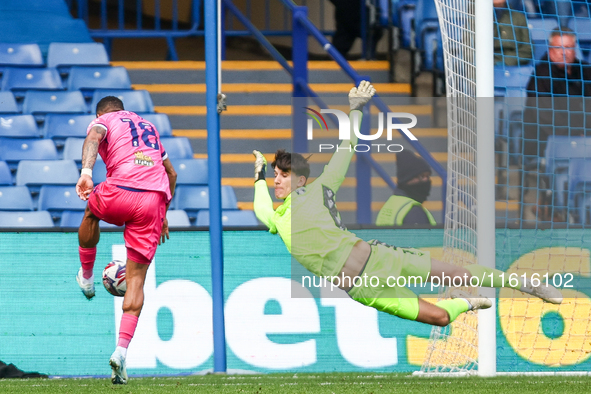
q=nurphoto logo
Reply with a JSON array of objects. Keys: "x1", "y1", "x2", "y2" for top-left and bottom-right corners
[{"x1": 305, "y1": 108, "x2": 418, "y2": 153}]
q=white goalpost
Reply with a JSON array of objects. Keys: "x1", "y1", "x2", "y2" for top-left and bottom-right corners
[{"x1": 418, "y1": 0, "x2": 497, "y2": 375}]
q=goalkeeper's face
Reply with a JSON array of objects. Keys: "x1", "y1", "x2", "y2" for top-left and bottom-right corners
[{"x1": 273, "y1": 167, "x2": 306, "y2": 199}]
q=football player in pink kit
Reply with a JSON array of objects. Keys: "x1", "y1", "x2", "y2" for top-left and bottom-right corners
[{"x1": 75, "y1": 96, "x2": 177, "y2": 385}]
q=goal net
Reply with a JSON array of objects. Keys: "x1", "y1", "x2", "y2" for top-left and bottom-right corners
[{"x1": 421, "y1": 0, "x2": 591, "y2": 374}]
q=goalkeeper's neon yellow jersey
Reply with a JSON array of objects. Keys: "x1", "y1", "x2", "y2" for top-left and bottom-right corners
[{"x1": 253, "y1": 110, "x2": 362, "y2": 278}]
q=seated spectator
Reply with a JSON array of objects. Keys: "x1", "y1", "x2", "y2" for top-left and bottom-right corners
[
  {"x1": 521, "y1": 28, "x2": 591, "y2": 222},
  {"x1": 494, "y1": 0, "x2": 533, "y2": 66},
  {"x1": 376, "y1": 150, "x2": 436, "y2": 226}
]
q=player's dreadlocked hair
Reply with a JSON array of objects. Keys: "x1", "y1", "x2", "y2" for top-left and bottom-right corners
[
  {"x1": 96, "y1": 96, "x2": 124, "y2": 115},
  {"x1": 272, "y1": 149, "x2": 311, "y2": 179}
]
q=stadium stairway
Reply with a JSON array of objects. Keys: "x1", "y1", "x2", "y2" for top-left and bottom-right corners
[{"x1": 114, "y1": 60, "x2": 516, "y2": 224}]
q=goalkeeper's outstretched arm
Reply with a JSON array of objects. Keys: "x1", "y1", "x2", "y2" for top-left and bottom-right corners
[
  {"x1": 318, "y1": 81, "x2": 376, "y2": 193},
  {"x1": 252, "y1": 150, "x2": 277, "y2": 232}
]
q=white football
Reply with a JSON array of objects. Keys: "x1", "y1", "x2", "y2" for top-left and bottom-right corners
[{"x1": 102, "y1": 260, "x2": 127, "y2": 297}]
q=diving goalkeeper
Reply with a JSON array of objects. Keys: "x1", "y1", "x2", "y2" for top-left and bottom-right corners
[{"x1": 253, "y1": 81, "x2": 562, "y2": 327}]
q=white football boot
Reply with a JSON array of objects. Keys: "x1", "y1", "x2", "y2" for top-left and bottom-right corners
[
  {"x1": 109, "y1": 348, "x2": 128, "y2": 385},
  {"x1": 528, "y1": 282, "x2": 563, "y2": 304},
  {"x1": 451, "y1": 289, "x2": 492, "y2": 310},
  {"x1": 75, "y1": 268, "x2": 95, "y2": 300}
]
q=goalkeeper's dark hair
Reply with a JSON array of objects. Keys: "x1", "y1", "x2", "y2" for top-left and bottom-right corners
[
  {"x1": 96, "y1": 96, "x2": 124, "y2": 115},
  {"x1": 272, "y1": 149, "x2": 311, "y2": 179}
]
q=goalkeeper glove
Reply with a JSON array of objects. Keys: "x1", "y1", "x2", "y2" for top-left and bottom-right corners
[
  {"x1": 348, "y1": 80, "x2": 377, "y2": 111},
  {"x1": 253, "y1": 150, "x2": 267, "y2": 182}
]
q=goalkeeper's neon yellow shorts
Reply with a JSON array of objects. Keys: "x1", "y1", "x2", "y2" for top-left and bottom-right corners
[{"x1": 347, "y1": 240, "x2": 432, "y2": 321}]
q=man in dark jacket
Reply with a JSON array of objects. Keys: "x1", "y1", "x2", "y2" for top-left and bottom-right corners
[
  {"x1": 376, "y1": 150, "x2": 436, "y2": 226},
  {"x1": 522, "y1": 28, "x2": 591, "y2": 222}
]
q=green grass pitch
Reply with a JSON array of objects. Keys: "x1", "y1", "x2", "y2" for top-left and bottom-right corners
[{"x1": 1, "y1": 373, "x2": 590, "y2": 393}]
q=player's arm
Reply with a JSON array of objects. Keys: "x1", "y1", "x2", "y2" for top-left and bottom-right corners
[
  {"x1": 159, "y1": 158, "x2": 177, "y2": 245},
  {"x1": 319, "y1": 81, "x2": 376, "y2": 192},
  {"x1": 76, "y1": 125, "x2": 106, "y2": 201},
  {"x1": 252, "y1": 150, "x2": 277, "y2": 232}
]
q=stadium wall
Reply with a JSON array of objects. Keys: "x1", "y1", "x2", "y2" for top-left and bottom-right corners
[{"x1": 0, "y1": 229, "x2": 589, "y2": 376}]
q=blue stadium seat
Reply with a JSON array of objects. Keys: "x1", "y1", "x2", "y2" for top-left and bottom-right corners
[
  {"x1": 60, "y1": 210, "x2": 84, "y2": 228},
  {"x1": 38, "y1": 185, "x2": 87, "y2": 222},
  {"x1": 392, "y1": 0, "x2": 417, "y2": 49},
  {"x1": 166, "y1": 210, "x2": 192, "y2": 228},
  {"x1": 0, "y1": 0, "x2": 71, "y2": 16},
  {"x1": 62, "y1": 137, "x2": 85, "y2": 163},
  {"x1": 0, "y1": 91, "x2": 19, "y2": 113},
  {"x1": 60, "y1": 210, "x2": 120, "y2": 228},
  {"x1": 1, "y1": 68, "x2": 63, "y2": 98},
  {"x1": 140, "y1": 113, "x2": 173, "y2": 137},
  {"x1": 0, "y1": 115, "x2": 39, "y2": 138},
  {"x1": 170, "y1": 159, "x2": 208, "y2": 185},
  {"x1": 568, "y1": 17, "x2": 591, "y2": 58},
  {"x1": 567, "y1": 158, "x2": 591, "y2": 224},
  {"x1": 0, "y1": 138, "x2": 58, "y2": 169},
  {"x1": 67, "y1": 66, "x2": 132, "y2": 97},
  {"x1": 93, "y1": 159, "x2": 107, "y2": 184},
  {"x1": 545, "y1": 136, "x2": 591, "y2": 208},
  {"x1": 527, "y1": 18, "x2": 560, "y2": 60},
  {"x1": 0, "y1": 211, "x2": 54, "y2": 228},
  {"x1": 47, "y1": 42, "x2": 109, "y2": 70},
  {"x1": 195, "y1": 210, "x2": 259, "y2": 227},
  {"x1": 0, "y1": 186, "x2": 34, "y2": 211},
  {"x1": 22, "y1": 91, "x2": 88, "y2": 116},
  {"x1": 90, "y1": 90, "x2": 154, "y2": 114},
  {"x1": 174, "y1": 185, "x2": 239, "y2": 222},
  {"x1": 0, "y1": 15, "x2": 92, "y2": 57},
  {"x1": 42, "y1": 114, "x2": 94, "y2": 148},
  {"x1": 0, "y1": 43, "x2": 43, "y2": 70},
  {"x1": 0, "y1": 161, "x2": 12, "y2": 185},
  {"x1": 412, "y1": 0, "x2": 444, "y2": 94},
  {"x1": 160, "y1": 137, "x2": 194, "y2": 159},
  {"x1": 494, "y1": 65, "x2": 534, "y2": 96},
  {"x1": 15, "y1": 160, "x2": 79, "y2": 197}
]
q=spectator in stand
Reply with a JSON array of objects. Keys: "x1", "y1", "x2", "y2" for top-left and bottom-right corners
[
  {"x1": 522, "y1": 28, "x2": 591, "y2": 222},
  {"x1": 328, "y1": 0, "x2": 383, "y2": 57},
  {"x1": 376, "y1": 150, "x2": 436, "y2": 226},
  {"x1": 494, "y1": 0, "x2": 533, "y2": 66}
]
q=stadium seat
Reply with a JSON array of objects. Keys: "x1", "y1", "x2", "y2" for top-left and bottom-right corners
[
  {"x1": 0, "y1": 43, "x2": 43, "y2": 70},
  {"x1": 174, "y1": 185, "x2": 239, "y2": 222},
  {"x1": 140, "y1": 113, "x2": 173, "y2": 137},
  {"x1": 545, "y1": 136, "x2": 591, "y2": 208},
  {"x1": 61, "y1": 210, "x2": 118, "y2": 229},
  {"x1": 160, "y1": 137, "x2": 194, "y2": 159},
  {"x1": 568, "y1": 17, "x2": 591, "y2": 58},
  {"x1": 0, "y1": 0, "x2": 71, "y2": 16},
  {"x1": 412, "y1": 0, "x2": 444, "y2": 94},
  {"x1": 0, "y1": 138, "x2": 58, "y2": 169},
  {"x1": 47, "y1": 42, "x2": 109, "y2": 70},
  {"x1": 66, "y1": 66, "x2": 132, "y2": 97},
  {"x1": 0, "y1": 210, "x2": 54, "y2": 228},
  {"x1": 527, "y1": 18, "x2": 559, "y2": 60},
  {"x1": 38, "y1": 185, "x2": 87, "y2": 222},
  {"x1": 93, "y1": 159, "x2": 107, "y2": 184},
  {"x1": 15, "y1": 159, "x2": 79, "y2": 197},
  {"x1": 59, "y1": 210, "x2": 84, "y2": 228},
  {"x1": 0, "y1": 15, "x2": 93, "y2": 57},
  {"x1": 42, "y1": 114, "x2": 94, "y2": 148},
  {"x1": 90, "y1": 90, "x2": 154, "y2": 114},
  {"x1": 195, "y1": 210, "x2": 259, "y2": 227},
  {"x1": 62, "y1": 137, "x2": 85, "y2": 163},
  {"x1": 1, "y1": 68, "x2": 63, "y2": 98},
  {"x1": 0, "y1": 91, "x2": 19, "y2": 113},
  {"x1": 170, "y1": 159, "x2": 208, "y2": 185},
  {"x1": 567, "y1": 158, "x2": 591, "y2": 224},
  {"x1": 0, "y1": 114, "x2": 39, "y2": 138},
  {"x1": 166, "y1": 209, "x2": 192, "y2": 228},
  {"x1": 22, "y1": 91, "x2": 88, "y2": 116},
  {"x1": 0, "y1": 186, "x2": 34, "y2": 211},
  {"x1": 392, "y1": 0, "x2": 417, "y2": 49},
  {"x1": 0, "y1": 161, "x2": 12, "y2": 185}
]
